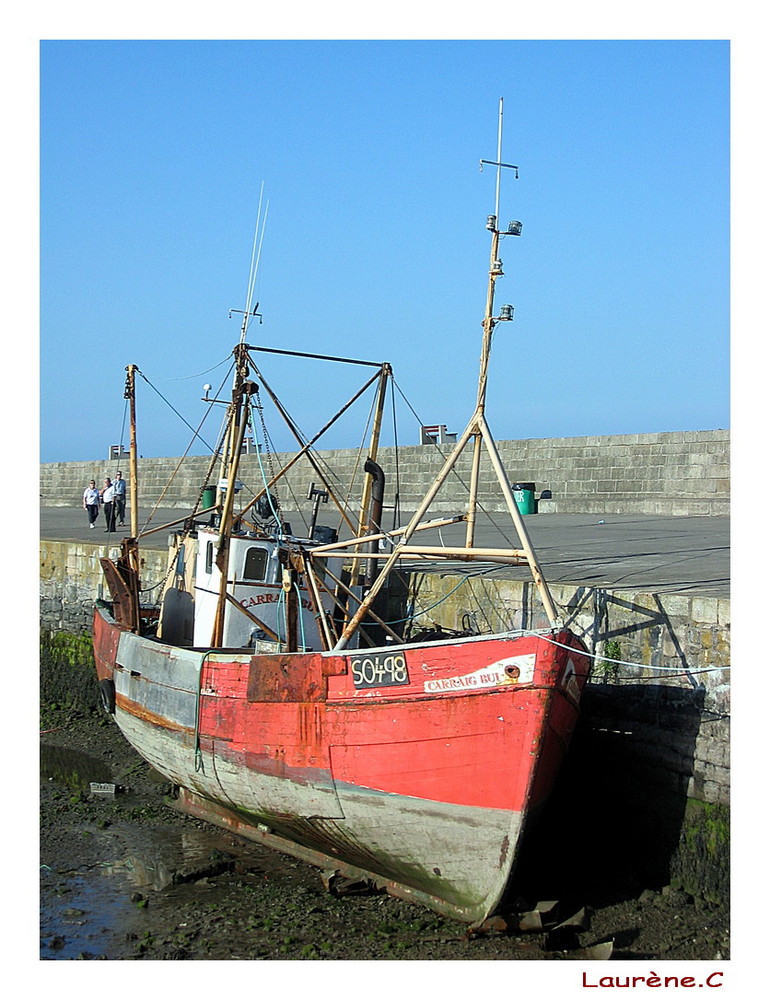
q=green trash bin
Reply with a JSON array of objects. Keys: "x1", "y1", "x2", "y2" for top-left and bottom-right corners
[
  {"x1": 202, "y1": 485, "x2": 217, "y2": 509},
  {"x1": 201, "y1": 485, "x2": 218, "y2": 523},
  {"x1": 512, "y1": 482, "x2": 536, "y2": 515}
]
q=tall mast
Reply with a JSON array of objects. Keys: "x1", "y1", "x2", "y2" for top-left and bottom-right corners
[
  {"x1": 210, "y1": 196, "x2": 269, "y2": 647},
  {"x1": 330, "y1": 98, "x2": 561, "y2": 649},
  {"x1": 211, "y1": 343, "x2": 252, "y2": 646},
  {"x1": 124, "y1": 364, "x2": 140, "y2": 538},
  {"x1": 467, "y1": 97, "x2": 518, "y2": 546},
  {"x1": 107, "y1": 363, "x2": 141, "y2": 634}
]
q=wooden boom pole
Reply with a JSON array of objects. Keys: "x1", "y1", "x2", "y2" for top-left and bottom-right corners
[{"x1": 125, "y1": 365, "x2": 140, "y2": 539}]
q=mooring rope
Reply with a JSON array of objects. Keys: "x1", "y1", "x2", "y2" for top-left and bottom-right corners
[{"x1": 534, "y1": 631, "x2": 730, "y2": 676}]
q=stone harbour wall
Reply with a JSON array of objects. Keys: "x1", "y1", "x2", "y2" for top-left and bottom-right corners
[
  {"x1": 40, "y1": 540, "x2": 170, "y2": 633},
  {"x1": 40, "y1": 429, "x2": 729, "y2": 517}
]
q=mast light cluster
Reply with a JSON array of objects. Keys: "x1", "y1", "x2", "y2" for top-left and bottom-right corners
[{"x1": 485, "y1": 214, "x2": 523, "y2": 236}]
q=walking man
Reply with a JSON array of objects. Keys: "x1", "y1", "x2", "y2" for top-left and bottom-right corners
[
  {"x1": 101, "y1": 477, "x2": 116, "y2": 532},
  {"x1": 83, "y1": 479, "x2": 100, "y2": 529},
  {"x1": 114, "y1": 470, "x2": 127, "y2": 526}
]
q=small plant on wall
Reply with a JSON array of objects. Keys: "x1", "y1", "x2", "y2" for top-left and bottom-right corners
[{"x1": 597, "y1": 638, "x2": 622, "y2": 682}]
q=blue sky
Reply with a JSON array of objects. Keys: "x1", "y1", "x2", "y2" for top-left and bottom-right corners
[{"x1": 39, "y1": 39, "x2": 729, "y2": 463}]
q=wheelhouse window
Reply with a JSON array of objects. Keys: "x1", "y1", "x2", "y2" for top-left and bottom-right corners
[
  {"x1": 205, "y1": 541, "x2": 213, "y2": 574},
  {"x1": 243, "y1": 546, "x2": 269, "y2": 581}
]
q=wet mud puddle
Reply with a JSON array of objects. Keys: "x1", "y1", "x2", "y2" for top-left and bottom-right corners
[
  {"x1": 40, "y1": 743, "x2": 259, "y2": 960},
  {"x1": 40, "y1": 734, "x2": 730, "y2": 961}
]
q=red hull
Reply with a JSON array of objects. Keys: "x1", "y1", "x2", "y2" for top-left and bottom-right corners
[{"x1": 93, "y1": 601, "x2": 589, "y2": 922}]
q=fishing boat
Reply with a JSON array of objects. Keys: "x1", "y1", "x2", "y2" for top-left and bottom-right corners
[{"x1": 93, "y1": 102, "x2": 590, "y2": 925}]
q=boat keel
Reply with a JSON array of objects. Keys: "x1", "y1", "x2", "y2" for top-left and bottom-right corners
[{"x1": 167, "y1": 785, "x2": 489, "y2": 924}]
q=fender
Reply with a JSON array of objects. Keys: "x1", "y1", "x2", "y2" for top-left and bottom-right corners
[{"x1": 98, "y1": 678, "x2": 116, "y2": 715}]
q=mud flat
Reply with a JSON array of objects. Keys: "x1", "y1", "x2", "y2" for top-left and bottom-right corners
[{"x1": 40, "y1": 712, "x2": 729, "y2": 962}]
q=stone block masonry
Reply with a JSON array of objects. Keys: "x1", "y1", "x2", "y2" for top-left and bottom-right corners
[
  {"x1": 41, "y1": 429, "x2": 729, "y2": 517},
  {"x1": 40, "y1": 539, "x2": 170, "y2": 634},
  {"x1": 496, "y1": 430, "x2": 729, "y2": 516}
]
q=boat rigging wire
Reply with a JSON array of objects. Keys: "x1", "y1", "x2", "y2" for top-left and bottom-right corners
[
  {"x1": 384, "y1": 574, "x2": 729, "y2": 676},
  {"x1": 333, "y1": 376, "x2": 380, "y2": 538},
  {"x1": 378, "y1": 568, "x2": 730, "y2": 678},
  {"x1": 250, "y1": 390, "x2": 318, "y2": 533},
  {"x1": 134, "y1": 366, "x2": 232, "y2": 536},
  {"x1": 246, "y1": 345, "x2": 385, "y2": 369},
  {"x1": 112, "y1": 397, "x2": 129, "y2": 474},
  {"x1": 135, "y1": 368, "x2": 221, "y2": 454},
  {"x1": 537, "y1": 632, "x2": 730, "y2": 677},
  {"x1": 162, "y1": 353, "x2": 234, "y2": 382},
  {"x1": 294, "y1": 582, "x2": 307, "y2": 649},
  {"x1": 250, "y1": 392, "x2": 285, "y2": 541},
  {"x1": 244, "y1": 354, "x2": 383, "y2": 538}
]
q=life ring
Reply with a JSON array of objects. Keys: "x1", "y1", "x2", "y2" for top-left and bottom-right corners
[{"x1": 99, "y1": 678, "x2": 116, "y2": 715}]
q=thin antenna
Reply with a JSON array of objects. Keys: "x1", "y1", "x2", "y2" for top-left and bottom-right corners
[
  {"x1": 234, "y1": 184, "x2": 269, "y2": 343},
  {"x1": 243, "y1": 182, "x2": 265, "y2": 321},
  {"x1": 494, "y1": 97, "x2": 503, "y2": 222},
  {"x1": 480, "y1": 97, "x2": 519, "y2": 221},
  {"x1": 252, "y1": 201, "x2": 269, "y2": 305}
]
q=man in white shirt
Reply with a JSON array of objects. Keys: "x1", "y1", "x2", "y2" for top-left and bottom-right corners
[
  {"x1": 101, "y1": 477, "x2": 116, "y2": 533},
  {"x1": 83, "y1": 479, "x2": 100, "y2": 528}
]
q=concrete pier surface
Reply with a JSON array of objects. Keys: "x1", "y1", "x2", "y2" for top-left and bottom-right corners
[{"x1": 40, "y1": 505, "x2": 729, "y2": 599}]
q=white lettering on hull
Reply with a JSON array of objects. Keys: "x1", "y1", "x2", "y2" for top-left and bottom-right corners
[{"x1": 423, "y1": 653, "x2": 536, "y2": 693}]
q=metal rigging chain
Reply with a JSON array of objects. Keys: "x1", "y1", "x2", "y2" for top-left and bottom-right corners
[{"x1": 252, "y1": 383, "x2": 283, "y2": 524}]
